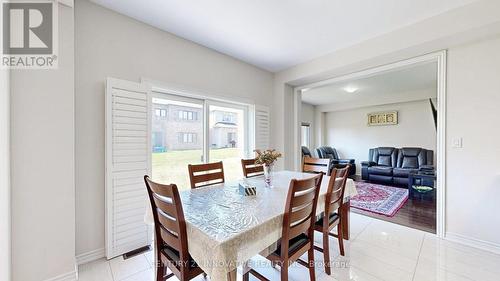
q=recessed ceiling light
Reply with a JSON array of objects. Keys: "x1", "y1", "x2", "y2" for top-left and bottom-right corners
[
  {"x1": 344, "y1": 86, "x2": 359, "y2": 94},
  {"x1": 344, "y1": 86, "x2": 358, "y2": 93}
]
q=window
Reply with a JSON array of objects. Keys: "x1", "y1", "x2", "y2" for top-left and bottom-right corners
[
  {"x1": 179, "y1": 110, "x2": 197, "y2": 120},
  {"x1": 222, "y1": 113, "x2": 234, "y2": 122},
  {"x1": 155, "y1": 108, "x2": 166, "y2": 117},
  {"x1": 179, "y1": 132, "x2": 196, "y2": 143},
  {"x1": 301, "y1": 123, "x2": 311, "y2": 148},
  {"x1": 151, "y1": 94, "x2": 249, "y2": 190}
]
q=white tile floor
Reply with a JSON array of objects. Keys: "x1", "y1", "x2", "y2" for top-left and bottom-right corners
[{"x1": 78, "y1": 213, "x2": 500, "y2": 281}]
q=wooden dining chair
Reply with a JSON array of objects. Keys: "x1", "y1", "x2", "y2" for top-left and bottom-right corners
[
  {"x1": 144, "y1": 176, "x2": 206, "y2": 281},
  {"x1": 303, "y1": 157, "x2": 331, "y2": 175},
  {"x1": 313, "y1": 165, "x2": 350, "y2": 275},
  {"x1": 188, "y1": 161, "x2": 225, "y2": 189},
  {"x1": 241, "y1": 158, "x2": 264, "y2": 178},
  {"x1": 244, "y1": 173, "x2": 323, "y2": 281}
]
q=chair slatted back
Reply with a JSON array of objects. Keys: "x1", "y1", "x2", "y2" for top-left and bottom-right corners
[
  {"x1": 188, "y1": 161, "x2": 225, "y2": 189},
  {"x1": 144, "y1": 176, "x2": 189, "y2": 269},
  {"x1": 241, "y1": 158, "x2": 264, "y2": 178},
  {"x1": 281, "y1": 173, "x2": 323, "y2": 256},
  {"x1": 303, "y1": 157, "x2": 330, "y2": 174},
  {"x1": 325, "y1": 165, "x2": 350, "y2": 218}
]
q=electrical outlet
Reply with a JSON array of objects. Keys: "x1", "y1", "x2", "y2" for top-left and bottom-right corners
[{"x1": 452, "y1": 137, "x2": 463, "y2": 148}]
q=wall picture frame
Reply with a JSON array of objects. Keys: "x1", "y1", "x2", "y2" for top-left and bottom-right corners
[{"x1": 367, "y1": 111, "x2": 398, "y2": 126}]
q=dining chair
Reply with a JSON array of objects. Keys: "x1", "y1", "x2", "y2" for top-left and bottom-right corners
[
  {"x1": 144, "y1": 176, "x2": 206, "y2": 281},
  {"x1": 313, "y1": 165, "x2": 350, "y2": 275},
  {"x1": 188, "y1": 161, "x2": 225, "y2": 189},
  {"x1": 303, "y1": 157, "x2": 331, "y2": 175},
  {"x1": 244, "y1": 173, "x2": 323, "y2": 281},
  {"x1": 241, "y1": 158, "x2": 264, "y2": 178}
]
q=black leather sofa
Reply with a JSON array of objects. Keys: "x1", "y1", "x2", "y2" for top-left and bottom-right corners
[
  {"x1": 316, "y1": 146, "x2": 356, "y2": 176},
  {"x1": 361, "y1": 147, "x2": 434, "y2": 186}
]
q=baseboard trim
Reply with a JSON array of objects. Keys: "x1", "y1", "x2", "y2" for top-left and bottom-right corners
[
  {"x1": 446, "y1": 232, "x2": 500, "y2": 255},
  {"x1": 43, "y1": 269, "x2": 77, "y2": 281},
  {"x1": 76, "y1": 248, "x2": 105, "y2": 265}
]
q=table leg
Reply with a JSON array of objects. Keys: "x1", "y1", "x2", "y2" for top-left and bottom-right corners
[
  {"x1": 227, "y1": 269, "x2": 237, "y2": 281},
  {"x1": 242, "y1": 261, "x2": 250, "y2": 281},
  {"x1": 408, "y1": 175, "x2": 414, "y2": 199},
  {"x1": 341, "y1": 201, "x2": 350, "y2": 240}
]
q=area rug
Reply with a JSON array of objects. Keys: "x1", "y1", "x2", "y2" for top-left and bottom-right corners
[{"x1": 351, "y1": 182, "x2": 409, "y2": 217}]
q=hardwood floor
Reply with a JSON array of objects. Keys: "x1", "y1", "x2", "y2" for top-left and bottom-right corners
[{"x1": 350, "y1": 178, "x2": 436, "y2": 234}]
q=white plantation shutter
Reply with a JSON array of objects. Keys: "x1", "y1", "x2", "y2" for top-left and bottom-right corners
[
  {"x1": 105, "y1": 78, "x2": 152, "y2": 259},
  {"x1": 255, "y1": 105, "x2": 270, "y2": 150}
]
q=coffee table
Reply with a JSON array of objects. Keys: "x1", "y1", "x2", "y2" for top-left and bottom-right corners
[{"x1": 408, "y1": 171, "x2": 436, "y2": 199}]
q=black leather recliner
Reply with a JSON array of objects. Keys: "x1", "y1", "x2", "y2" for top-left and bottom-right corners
[
  {"x1": 316, "y1": 146, "x2": 356, "y2": 176},
  {"x1": 393, "y1": 148, "x2": 434, "y2": 186},
  {"x1": 362, "y1": 147, "x2": 434, "y2": 186},
  {"x1": 361, "y1": 147, "x2": 398, "y2": 185},
  {"x1": 301, "y1": 146, "x2": 313, "y2": 158}
]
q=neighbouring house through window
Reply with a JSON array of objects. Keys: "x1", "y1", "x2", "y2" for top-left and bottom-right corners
[
  {"x1": 151, "y1": 94, "x2": 249, "y2": 189},
  {"x1": 153, "y1": 132, "x2": 164, "y2": 147}
]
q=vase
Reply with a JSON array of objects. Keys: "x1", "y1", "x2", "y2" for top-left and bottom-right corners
[{"x1": 263, "y1": 164, "x2": 274, "y2": 187}]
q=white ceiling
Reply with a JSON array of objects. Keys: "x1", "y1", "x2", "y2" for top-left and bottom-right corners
[
  {"x1": 302, "y1": 63, "x2": 437, "y2": 106},
  {"x1": 90, "y1": 0, "x2": 477, "y2": 72}
]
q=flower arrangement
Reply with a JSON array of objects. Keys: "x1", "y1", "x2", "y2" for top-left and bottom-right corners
[{"x1": 254, "y1": 149, "x2": 282, "y2": 166}]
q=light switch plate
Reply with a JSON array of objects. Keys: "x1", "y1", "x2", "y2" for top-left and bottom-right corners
[{"x1": 452, "y1": 137, "x2": 463, "y2": 148}]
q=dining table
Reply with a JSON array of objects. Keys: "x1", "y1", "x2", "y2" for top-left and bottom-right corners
[{"x1": 144, "y1": 170, "x2": 358, "y2": 281}]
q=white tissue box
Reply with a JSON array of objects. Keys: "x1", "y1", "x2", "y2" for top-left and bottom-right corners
[{"x1": 239, "y1": 182, "x2": 257, "y2": 196}]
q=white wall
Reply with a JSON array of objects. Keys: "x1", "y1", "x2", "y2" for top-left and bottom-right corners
[
  {"x1": 1, "y1": 69, "x2": 11, "y2": 281},
  {"x1": 301, "y1": 102, "x2": 315, "y2": 126},
  {"x1": 446, "y1": 37, "x2": 500, "y2": 248},
  {"x1": 325, "y1": 100, "x2": 437, "y2": 174},
  {"x1": 75, "y1": 0, "x2": 274, "y2": 257},
  {"x1": 301, "y1": 102, "x2": 315, "y2": 150},
  {"x1": 10, "y1": 3, "x2": 75, "y2": 281}
]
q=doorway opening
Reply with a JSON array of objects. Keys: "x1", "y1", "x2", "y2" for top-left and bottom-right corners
[{"x1": 294, "y1": 52, "x2": 446, "y2": 235}]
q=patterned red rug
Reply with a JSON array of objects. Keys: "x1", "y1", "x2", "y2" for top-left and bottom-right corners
[{"x1": 351, "y1": 182, "x2": 409, "y2": 217}]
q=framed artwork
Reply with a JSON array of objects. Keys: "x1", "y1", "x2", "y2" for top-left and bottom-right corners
[{"x1": 368, "y1": 111, "x2": 398, "y2": 126}]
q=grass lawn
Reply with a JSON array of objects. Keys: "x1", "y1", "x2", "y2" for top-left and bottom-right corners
[{"x1": 152, "y1": 148, "x2": 244, "y2": 190}]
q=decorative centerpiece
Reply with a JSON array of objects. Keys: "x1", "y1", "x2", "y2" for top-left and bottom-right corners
[{"x1": 255, "y1": 149, "x2": 282, "y2": 187}]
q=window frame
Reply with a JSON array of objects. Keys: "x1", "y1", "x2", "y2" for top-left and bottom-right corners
[{"x1": 301, "y1": 122, "x2": 311, "y2": 148}]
